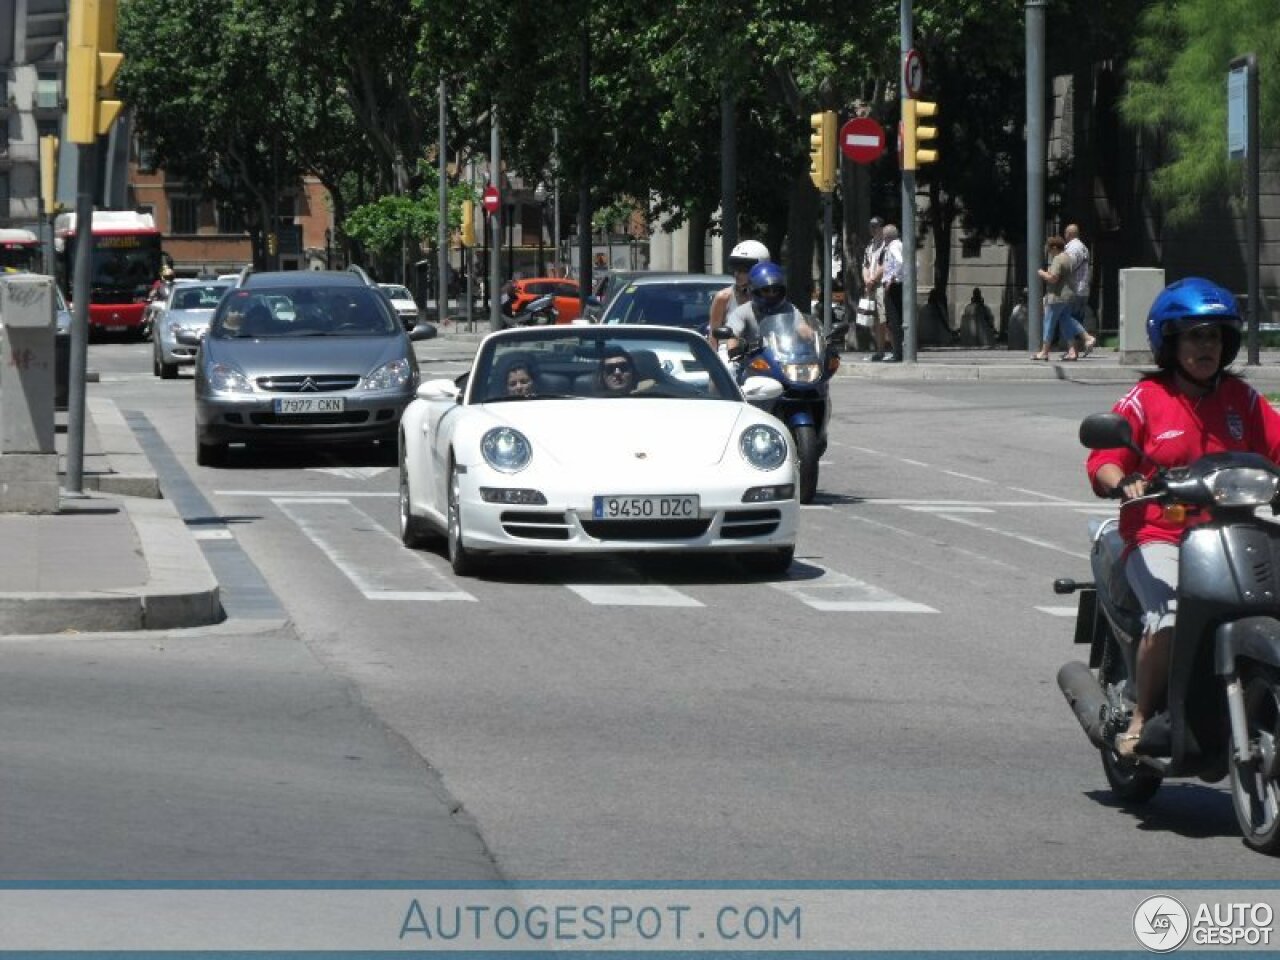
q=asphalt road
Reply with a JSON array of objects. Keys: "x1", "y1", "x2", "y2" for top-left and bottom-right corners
[{"x1": 76, "y1": 336, "x2": 1280, "y2": 881}]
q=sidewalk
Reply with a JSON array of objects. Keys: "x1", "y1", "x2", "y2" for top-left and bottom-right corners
[
  {"x1": 0, "y1": 397, "x2": 221, "y2": 635},
  {"x1": 430, "y1": 319, "x2": 1280, "y2": 387}
]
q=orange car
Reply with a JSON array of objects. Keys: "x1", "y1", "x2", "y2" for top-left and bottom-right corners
[{"x1": 508, "y1": 277, "x2": 585, "y2": 324}]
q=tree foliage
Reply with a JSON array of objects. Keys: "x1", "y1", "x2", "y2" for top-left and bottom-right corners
[{"x1": 1122, "y1": 0, "x2": 1280, "y2": 223}]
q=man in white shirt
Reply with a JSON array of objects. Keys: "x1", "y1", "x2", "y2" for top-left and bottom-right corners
[
  {"x1": 1064, "y1": 223, "x2": 1097, "y2": 356},
  {"x1": 880, "y1": 224, "x2": 904, "y2": 362}
]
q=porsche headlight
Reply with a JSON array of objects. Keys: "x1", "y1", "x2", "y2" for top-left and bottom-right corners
[
  {"x1": 1206, "y1": 468, "x2": 1279, "y2": 506},
  {"x1": 740, "y1": 424, "x2": 789, "y2": 471},
  {"x1": 206, "y1": 362, "x2": 252, "y2": 394},
  {"x1": 361, "y1": 357, "x2": 414, "y2": 391},
  {"x1": 481, "y1": 427, "x2": 532, "y2": 473}
]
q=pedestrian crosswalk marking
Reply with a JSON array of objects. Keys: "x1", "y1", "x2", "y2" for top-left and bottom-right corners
[
  {"x1": 566, "y1": 582, "x2": 703, "y2": 607},
  {"x1": 273, "y1": 498, "x2": 475, "y2": 602},
  {"x1": 771, "y1": 564, "x2": 937, "y2": 613},
  {"x1": 903, "y1": 505, "x2": 994, "y2": 513},
  {"x1": 1037, "y1": 605, "x2": 1079, "y2": 618}
]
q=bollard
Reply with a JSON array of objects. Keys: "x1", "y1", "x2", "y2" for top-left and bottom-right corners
[
  {"x1": 0, "y1": 274, "x2": 59, "y2": 512},
  {"x1": 1118, "y1": 268, "x2": 1164, "y2": 365}
]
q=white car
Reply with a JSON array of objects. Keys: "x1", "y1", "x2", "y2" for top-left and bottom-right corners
[
  {"x1": 398, "y1": 325, "x2": 798, "y2": 577},
  {"x1": 378, "y1": 283, "x2": 419, "y2": 329}
]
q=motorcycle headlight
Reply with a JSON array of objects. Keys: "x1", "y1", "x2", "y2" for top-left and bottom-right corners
[
  {"x1": 361, "y1": 357, "x2": 413, "y2": 391},
  {"x1": 782, "y1": 362, "x2": 822, "y2": 384},
  {"x1": 1206, "y1": 468, "x2": 1280, "y2": 506},
  {"x1": 206, "y1": 362, "x2": 252, "y2": 394},
  {"x1": 740, "y1": 424, "x2": 789, "y2": 471},
  {"x1": 481, "y1": 427, "x2": 532, "y2": 473}
]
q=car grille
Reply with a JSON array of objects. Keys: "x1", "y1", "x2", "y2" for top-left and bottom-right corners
[
  {"x1": 256, "y1": 374, "x2": 362, "y2": 392},
  {"x1": 580, "y1": 519, "x2": 712, "y2": 541},
  {"x1": 249, "y1": 411, "x2": 371, "y2": 426},
  {"x1": 500, "y1": 511, "x2": 571, "y2": 540},
  {"x1": 720, "y1": 508, "x2": 782, "y2": 539}
]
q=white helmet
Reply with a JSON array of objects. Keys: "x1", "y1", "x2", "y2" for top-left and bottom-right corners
[{"x1": 728, "y1": 240, "x2": 770, "y2": 271}]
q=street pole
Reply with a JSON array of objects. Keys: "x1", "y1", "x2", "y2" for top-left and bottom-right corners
[
  {"x1": 1243, "y1": 53, "x2": 1260, "y2": 365},
  {"x1": 65, "y1": 142, "x2": 95, "y2": 494},
  {"x1": 553, "y1": 127, "x2": 561, "y2": 276},
  {"x1": 720, "y1": 85, "x2": 737, "y2": 268},
  {"x1": 489, "y1": 107, "x2": 501, "y2": 332},
  {"x1": 1026, "y1": 0, "x2": 1046, "y2": 353},
  {"x1": 822, "y1": 192, "x2": 833, "y2": 335},
  {"x1": 900, "y1": 0, "x2": 918, "y2": 363},
  {"x1": 438, "y1": 75, "x2": 449, "y2": 325},
  {"x1": 466, "y1": 161, "x2": 475, "y2": 331}
]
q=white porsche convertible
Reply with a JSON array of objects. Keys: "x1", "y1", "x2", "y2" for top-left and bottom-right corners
[{"x1": 398, "y1": 325, "x2": 800, "y2": 577}]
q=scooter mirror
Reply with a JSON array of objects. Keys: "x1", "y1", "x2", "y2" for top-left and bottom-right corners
[{"x1": 1079, "y1": 412, "x2": 1138, "y2": 454}]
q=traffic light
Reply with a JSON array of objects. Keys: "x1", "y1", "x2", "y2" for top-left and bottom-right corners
[
  {"x1": 901, "y1": 99, "x2": 939, "y2": 172},
  {"x1": 40, "y1": 136, "x2": 58, "y2": 216},
  {"x1": 67, "y1": 0, "x2": 124, "y2": 144},
  {"x1": 266, "y1": 233, "x2": 278, "y2": 257},
  {"x1": 808, "y1": 110, "x2": 837, "y2": 193},
  {"x1": 461, "y1": 199, "x2": 476, "y2": 247}
]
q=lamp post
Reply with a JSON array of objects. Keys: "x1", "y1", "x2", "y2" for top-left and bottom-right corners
[
  {"x1": 534, "y1": 182, "x2": 547, "y2": 276},
  {"x1": 324, "y1": 228, "x2": 331, "y2": 269}
]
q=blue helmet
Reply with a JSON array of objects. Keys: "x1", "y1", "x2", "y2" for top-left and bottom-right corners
[
  {"x1": 748, "y1": 261, "x2": 787, "y2": 313},
  {"x1": 1146, "y1": 277, "x2": 1242, "y2": 370}
]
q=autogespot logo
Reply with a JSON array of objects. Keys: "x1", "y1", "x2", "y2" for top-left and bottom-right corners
[{"x1": 1134, "y1": 895, "x2": 1190, "y2": 953}]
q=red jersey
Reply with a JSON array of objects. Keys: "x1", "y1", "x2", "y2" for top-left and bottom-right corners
[{"x1": 1086, "y1": 373, "x2": 1280, "y2": 548}]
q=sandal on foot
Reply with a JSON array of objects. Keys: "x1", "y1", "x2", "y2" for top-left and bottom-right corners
[{"x1": 1081, "y1": 338, "x2": 1096, "y2": 358}]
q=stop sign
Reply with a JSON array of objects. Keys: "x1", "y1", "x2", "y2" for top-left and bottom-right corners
[
  {"x1": 840, "y1": 117, "x2": 886, "y2": 165},
  {"x1": 481, "y1": 185, "x2": 500, "y2": 214}
]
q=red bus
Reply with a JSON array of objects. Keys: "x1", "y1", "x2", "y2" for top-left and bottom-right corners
[
  {"x1": 54, "y1": 210, "x2": 163, "y2": 335},
  {"x1": 0, "y1": 228, "x2": 41, "y2": 273}
]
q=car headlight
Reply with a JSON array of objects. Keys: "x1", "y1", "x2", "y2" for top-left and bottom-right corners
[
  {"x1": 205, "y1": 362, "x2": 253, "y2": 394},
  {"x1": 740, "y1": 424, "x2": 789, "y2": 471},
  {"x1": 481, "y1": 427, "x2": 532, "y2": 473},
  {"x1": 361, "y1": 357, "x2": 413, "y2": 391},
  {"x1": 1206, "y1": 468, "x2": 1280, "y2": 506}
]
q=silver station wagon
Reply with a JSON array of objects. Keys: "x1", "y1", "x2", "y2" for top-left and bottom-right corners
[{"x1": 193, "y1": 268, "x2": 434, "y2": 466}]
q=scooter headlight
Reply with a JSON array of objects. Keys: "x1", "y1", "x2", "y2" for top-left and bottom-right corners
[
  {"x1": 481, "y1": 427, "x2": 532, "y2": 473},
  {"x1": 740, "y1": 424, "x2": 789, "y2": 471},
  {"x1": 782, "y1": 362, "x2": 822, "y2": 383},
  {"x1": 1205, "y1": 468, "x2": 1279, "y2": 506}
]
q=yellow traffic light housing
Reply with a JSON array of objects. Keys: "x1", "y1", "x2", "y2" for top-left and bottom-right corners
[
  {"x1": 461, "y1": 199, "x2": 476, "y2": 247},
  {"x1": 808, "y1": 110, "x2": 837, "y2": 193},
  {"x1": 67, "y1": 0, "x2": 125, "y2": 144},
  {"x1": 266, "y1": 233, "x2": 279, "y2": 257},
  {"x1": 40, "y1": 136, "x2": 59, "y2": 215},
  {"x1": 901, "y1": 99, "x2": 939, "y2": 172}
]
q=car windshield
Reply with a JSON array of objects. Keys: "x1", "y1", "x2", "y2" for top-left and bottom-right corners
[
  {"x1": 472, "y1": 328, "x2": 739, "y2": 403},
  {"x1": 603, "y1": 281, "x2": 724, "y2": 329},
  {"x1": 209, "y1": 286, "x2": 398, "y2": 339},
  {"x1": 171, "y1": 284, "x2": 230, "y2": 310},
  {"x1": 381, "y1": 285, "x2": 412, "y2": 300}
]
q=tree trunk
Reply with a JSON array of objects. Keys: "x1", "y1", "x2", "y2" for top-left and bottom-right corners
[
  {"x1": 686, "y1": 207, "x2": 710, "y2": 273},
  {"x1": 786, "y1": 173, "x2": 820, "y2": 305}
]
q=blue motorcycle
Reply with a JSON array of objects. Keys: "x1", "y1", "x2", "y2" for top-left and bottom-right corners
[{"x1": 733, "y1": 313, "x2": 848, "y2": 504}]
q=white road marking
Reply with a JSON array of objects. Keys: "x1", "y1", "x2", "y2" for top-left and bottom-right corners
[
  {"x1": 273, "y1": 498, "x2": 475, "y2": 602},
  {"x1": 216, "y1": 490, "x2": 396, "y2": 498},
  {"x1": 931, "y1": 512, "x2": 1089, "y2": 560},
  {"x1": 844, "y1": 514, "x2": 1022, "y2": 573},
  {"x1": 903, "y1": 505, "x2": 994, "y2": 514},
  {"x1": 941, "y1": 469, "x2": 995, "y2": 484},
  {"x1": 566, "y1": 583, "x2": 703, "y2": 607},
  {"x1": 307, "y1": 466, "x2": 392, "y2": 480},
  {"x1": 1037, "y1": 605, "x2": 1079, "y2": 618},
  {"x1": 1008, "y1": 486, "x2": 1075, "y2": 502},
  {"x1": 771, "y1": 564, "x2": 937, "y2": 613},
  {"x1": 190, "y1": 528, "x2": 234, "y2": 540},
  {"x1": 859, "y1": 499, "x2": 1096, "y2": 508}
]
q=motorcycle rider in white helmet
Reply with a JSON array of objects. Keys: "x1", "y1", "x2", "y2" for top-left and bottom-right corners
[{"x1": 709, "y1": 239, "x2": 771, "y2": 338}]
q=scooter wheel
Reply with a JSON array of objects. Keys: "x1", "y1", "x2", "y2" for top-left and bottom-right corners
[{"x1": 1229, "y1": 671, "x2": 1280, "y2": 853}]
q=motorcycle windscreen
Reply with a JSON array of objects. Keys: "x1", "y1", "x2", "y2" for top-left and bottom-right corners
[{"x1": 759, "y1": 313, "x2": 825, "y2": 361}]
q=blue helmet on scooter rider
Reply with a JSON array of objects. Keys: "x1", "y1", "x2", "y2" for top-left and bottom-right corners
[
  {"x1": 748, "y1": 261, "x2": 789, "y2": 315},
  {"x1": 1146, "y1": 277, "x2": 1242, "y2": 372}
]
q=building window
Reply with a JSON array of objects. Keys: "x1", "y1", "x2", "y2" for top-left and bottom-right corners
[
  {"x1": 35, "y1": 75, "x2": 59, "y2": 110},
  {"x1": 217, "y1": 203, "x2": 246, "y2": 234},
  {"x1": 170, "y1": 197, "x2": 200, "y2": 235},
  {"x1": 36, "y1": 119, "x2": 58, "y2": 140}
]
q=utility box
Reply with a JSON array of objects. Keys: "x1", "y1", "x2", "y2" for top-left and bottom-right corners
[
  {"x1": 0, "y1": 274, "x2": 59, "y2": 512},
  {"x1": 1119, "y1": 268, "x2": 1164, "y2": 366}
]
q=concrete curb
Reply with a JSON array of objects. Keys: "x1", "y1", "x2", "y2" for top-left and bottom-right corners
[
  {"x1": 81, "y1": 396, "x2": 161, "y2": 498},
  {"x1": 0, "y1": 496, "x2": 222, "y2": 635}
]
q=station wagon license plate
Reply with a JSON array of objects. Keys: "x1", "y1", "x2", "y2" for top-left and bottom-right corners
[
  {"x1": 274, "y1": 397, "x2": 345, "y2": 414},
  {"x1": 593, "y1": 494, "x2": 698, "y2": 520}
]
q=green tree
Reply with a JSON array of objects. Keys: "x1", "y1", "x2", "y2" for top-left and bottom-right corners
[{"x1": 1122, "y1": 0, "x2": 1280, "y2": 223}]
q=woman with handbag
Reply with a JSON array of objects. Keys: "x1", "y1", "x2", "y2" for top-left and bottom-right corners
[{"x1": 860, "y1": 217, "x2": 890, "y2": 360}]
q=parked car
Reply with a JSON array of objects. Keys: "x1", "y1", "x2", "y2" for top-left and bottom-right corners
[
  {"x1": 584, "y1": 270, "x2": 663, "y2": 322},
  {"x1": 194, "y1": 268, "x2": 434, "y2": 466},
  {"x1": 397, "y1": 323, "x2": 797, "y2": 577},
  {"x1": 152, "y1": 279, "x2": 232, "y2": 379},
  {"x1": 505, "y1": 277, "x2": 586, "y2": 325},
  {"x1": 55, "y1": 284, "x2": 70, "y2": 410},
  {"x1": 378, "y1": 283, "x2": 420, "y2": 329},
  {"x1": 598, "y1": 274, "x2": 733, "y2": 331}
]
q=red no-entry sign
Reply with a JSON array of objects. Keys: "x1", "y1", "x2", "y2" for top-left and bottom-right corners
[
  {"x1": 840, "y1": 117, "x2": 886, "y2": 165},
  {"x1": 481, "y1": 185, "x2": 500, "y2": 214}
]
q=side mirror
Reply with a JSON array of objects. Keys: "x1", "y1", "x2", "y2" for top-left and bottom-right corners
[
  {"x1": 741, "y1": 375, "x2": 784, "y2": 403},
  {"x1": 1079, "y1": 412, "x2": 1138, "y2": 453},
  {"x1": 409, "y1": 323, "x2": 438, "y2": 341},
  {"x1": 712, "y1": 326, "x2": 734, "y2": 341},
  {"x1": 416, "y1": 378, "x2": 460, "y2": 401}
]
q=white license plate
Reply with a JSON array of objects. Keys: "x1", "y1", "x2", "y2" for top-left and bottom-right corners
[
  {"x1": 273, "y1": 397, "x2": 346, "y2": 414},
  {"x1": 593, "y1": 494, "x2": 699, "y2": 520}
]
